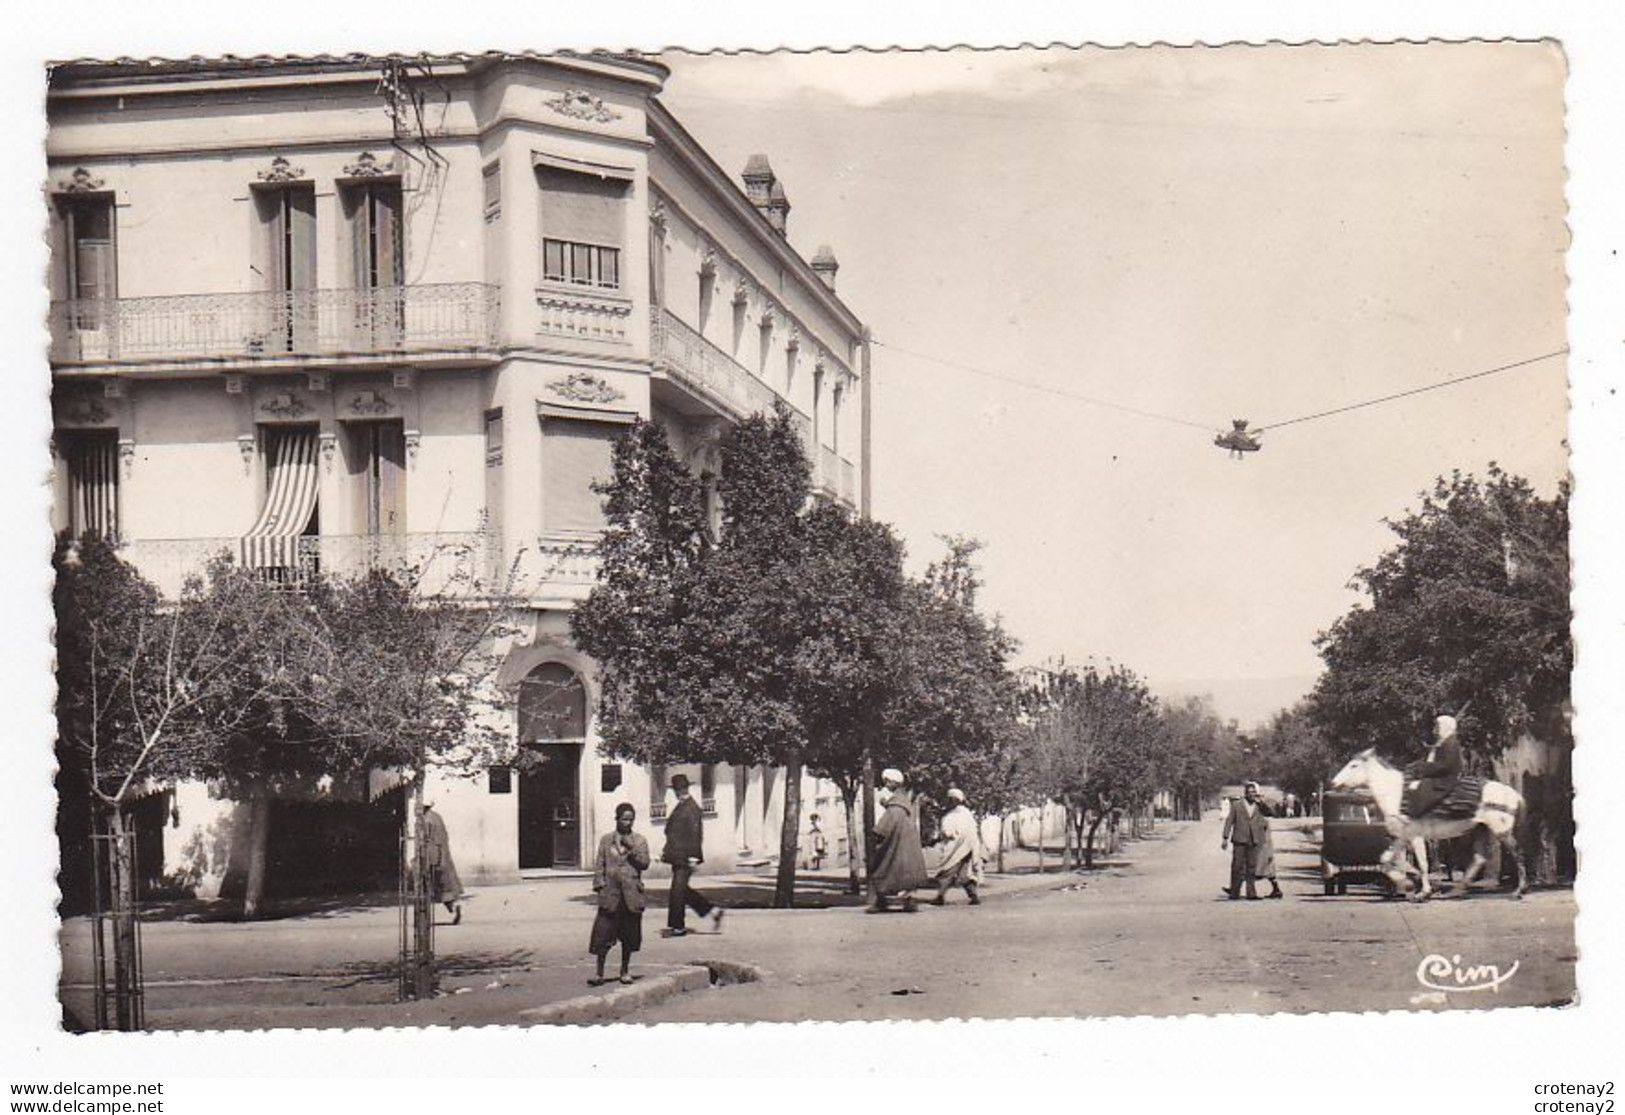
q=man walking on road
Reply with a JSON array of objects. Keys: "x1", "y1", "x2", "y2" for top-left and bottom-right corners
[
  {"x1": 661, "y1": 773, "x2": 724, "y2": 937},
  {"x1": 931, "y1": 788, "x2": 985, "y2": 906},
  {"x1": 1220, "y1": 781, "x2": 1279, "y2": 900},
  {"x1": 869, "y1": 768, "x2": 929, "y2": 913}
]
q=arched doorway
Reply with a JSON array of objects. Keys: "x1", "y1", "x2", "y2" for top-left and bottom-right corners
[{"x1": 516, "y1": 662, "x2": 587, "y2": 870}]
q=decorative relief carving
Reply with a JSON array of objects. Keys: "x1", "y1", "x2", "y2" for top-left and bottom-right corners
[
  {"x1": 649, "y1": 200, "x2": 668, "y2": 236},
  {"x1": 698, "y1": 247, "x2": 717, "y2": 280},
  {"x1": 256, "y1": 156, "x2": 306, "y2": 183},
  {"x1": 237, "y1": 435, "x2": 256, "y2": 474},
  {"x1": 759, "y1": 301, "x2": 777, "y2": 328},
  {"x1": 102, "y1": 379, "x2": 126, "y2": 399},
  {"x1": 307, "y1": 372, "x2": 329, "y2": 392},
  {"x1": 732, "y1": 279, "x2": 750, "y2": 307},
  {"x1": 392, "y1": 369, "x2": 417, "y2": 391},
  {"x1": 260, "y1": 392, "x2": 309, "y2": 418},
  {"x1": 544, "y1": 89, "x2": 622, "y2": 124},
  {"x1": 118, "y1": 438, "x2": 136, "y2": 480},
  {"x1": 343, "y1": 151, "x2": 396, "y2": 178},
  {"x1": 225, "y1": 374, "x2": 245, "y2": 396},
  {"x1": 319, "y1": 432, "x2": 337, "y2": 472},
  {"x1": 547, "y1": 371, "x2": 625, "y2": 405},
  {"x1": 404, "y1": 428, "x2": 421, "y2": 466},
  {"x1": 60, "y1": 398, "x2": 112, "y2": 425},
  {"x1": 57, "y1": 167, "x2": 105, "y2": 193},
  {"x1": 786, "y1": 325, "x2": 801, "y2": 351},
  {"x1": 350, "y1": 390, "x2": 393, "y2": 416}
]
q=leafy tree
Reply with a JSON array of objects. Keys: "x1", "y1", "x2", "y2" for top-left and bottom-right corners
[
  {"x1": 1307, "y1": 465, "x2": 1572, "y2": 877},
  {"x1": 1021, "y1": 662, "x2": 1164, "y2": 868},
  {"x1": 1155, "y1": 695, "x2": 1235, "y2": 820},
  {"x1": 53, "y1": 534, "x2": 330, "y2": 1022},
  {"x1": 1252, "y1": 702, "x2": 1339, "y2": 802}
]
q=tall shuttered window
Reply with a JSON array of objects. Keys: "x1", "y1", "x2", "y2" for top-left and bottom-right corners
[
  {"x1": 254, "y1": 185, "x2": 317, "y2": 351},
  {"x1": 346, "y1": 420, "x2": 406, "y2": 535},
  {"x1": 539, "y1": 408, "x2": 632, "y2": 533},
  {"x1": 58, "y1": 196, "x2": 117, "y2": 328},
  {"x1": 61, "y1": 429, "x2": 120, "y2": 540},
  {"x1": 537, "y1": 164, "x2": 627, "y2": 290}
]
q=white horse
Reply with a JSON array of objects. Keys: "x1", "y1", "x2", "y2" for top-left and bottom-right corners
[{"x1": 1329, "y1": 748, "x2": 1527, "y2": 900}]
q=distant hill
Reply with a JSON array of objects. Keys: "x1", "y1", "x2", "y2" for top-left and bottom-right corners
[{"x1": 1155, "y1": 674, "x2": 1320, "y2": 730}]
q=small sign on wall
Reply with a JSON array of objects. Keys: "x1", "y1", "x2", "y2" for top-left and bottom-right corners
[{"x1": 600, "y1": 763, "x2": 623, "y2": 793}]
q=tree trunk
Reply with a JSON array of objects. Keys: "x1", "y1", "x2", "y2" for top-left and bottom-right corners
[
  {"x1": 861, "y1": 753, "x2": 877, "y2": 904},
  {"x1": 241, "y1": 796, "x2": 272, "y2": 920},
  {"x1": 773, "y1": 755, "x2": 803, "y2": 908},
  {"x1": 106, "y1": 806, "x2": 142, "y2": 1031},
  {"x1": 410, "y1": 780, "x2": 435, "y2": 999},
  {"x1": 840, "y1": 783, "x2": 861, "y2": 896},
  {"x1": 1085, "y1": 812, "x2": 1105, "y2": 869},
  {"x1": 996, "y1": 813, "x2": 1006, "y2": 874},
  {"x1": 1037, "y1": 804, "x2": 1046, "y2": 875}
]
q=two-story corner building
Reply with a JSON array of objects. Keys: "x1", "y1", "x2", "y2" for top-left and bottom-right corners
[{"x1": 46, "y1": 54, "x2": 867, "y2": 900}]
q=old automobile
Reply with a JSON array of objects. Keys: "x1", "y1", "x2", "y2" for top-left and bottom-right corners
[{"x1": 1319, "y1": 788, "x2": 1394, "y2": 895}]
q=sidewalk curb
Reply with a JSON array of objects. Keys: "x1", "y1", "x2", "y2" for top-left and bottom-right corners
[{"x1": 518, "y1": 960, "x2": 765, "y2": 1024}]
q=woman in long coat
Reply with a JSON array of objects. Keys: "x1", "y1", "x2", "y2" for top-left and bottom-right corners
[
  {"x1": 589, "y1": 803, "x2": 652, "y2": 985},
  {"x1": 421, "y1": 802, "x2": 466, "y2": 924},
  {"x1": 869, "y1": 772, "x2": 929, "y2": 912}
]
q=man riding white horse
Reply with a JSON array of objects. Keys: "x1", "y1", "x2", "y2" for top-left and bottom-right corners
[{"x1": 1329, "y1": 714, "x2": 1526, "y2": 900}]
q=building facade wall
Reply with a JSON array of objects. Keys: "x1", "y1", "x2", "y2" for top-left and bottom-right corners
[{"x1": 49, "y1": 55, "x2": 868, "y2": 897}]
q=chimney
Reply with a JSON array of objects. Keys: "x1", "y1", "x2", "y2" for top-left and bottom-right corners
[
  {"x1": 766, "y1": 179, "x2": 791, "y2": 236},
  {"x1": 810, "y1": 244, "x2": 838, "y2": 290},
  {"x1": 742, "y1": 154, "x2": 775, "y2": 220}
]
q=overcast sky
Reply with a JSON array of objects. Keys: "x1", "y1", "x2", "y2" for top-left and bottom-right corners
[{"x1": 657, "y1": 42, "x2": 1568, "y2": 726}]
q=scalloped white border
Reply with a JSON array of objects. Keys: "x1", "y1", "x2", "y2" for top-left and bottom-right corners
[{"x1": 6, "y1": 4, "x2": 1623, "y2": 1106}]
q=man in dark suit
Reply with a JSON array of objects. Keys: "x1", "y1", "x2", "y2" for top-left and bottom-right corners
[
  {"x1": 661, "y1": 773, "x2": 724, "y2": 936},
  {"x1": 1221, "y1": 781, "x2": 1273, "y2": 900}
]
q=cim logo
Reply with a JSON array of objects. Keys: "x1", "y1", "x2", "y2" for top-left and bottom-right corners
[{"x1": 1415, "y1": 952, "x2": 1520, "y2": 993}]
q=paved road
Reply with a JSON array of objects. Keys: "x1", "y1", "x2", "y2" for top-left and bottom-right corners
[
  {"x1": 629, "y1": 812, "x2": 1576, "y2": 1022},
  {"x1": 58, "y1": 810, "x2": 1574, "y2": 1027}
]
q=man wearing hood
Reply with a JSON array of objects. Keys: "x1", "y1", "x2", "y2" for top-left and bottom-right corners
[{"x1": 868, "y1": 768, "x2": 929, "y2": 913}]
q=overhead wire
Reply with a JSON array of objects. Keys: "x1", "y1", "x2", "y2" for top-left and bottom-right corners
[
  {"x1": 872, "y1": 339, "x2": 1568, "y2": 437},
  {"x1": 869, "y1": 338, "x2": 1213, "y2": 431},
  {"x1": 1255, "y1": 348, "x2": 1569, "y2": 433}
]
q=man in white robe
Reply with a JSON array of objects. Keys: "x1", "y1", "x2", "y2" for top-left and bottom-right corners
[{"x1": 930, "y1": 788, "x2": 986, "y2": 906}]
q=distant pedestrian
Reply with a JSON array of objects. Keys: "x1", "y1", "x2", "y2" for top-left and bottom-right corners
[
  {"x1": 660, "y1": 773, "x2": 724, "y2": 937},
  {"x1": 807, "y1": 813, "x2": 829, "y2": 871},
  {"x1": 931, "y1": 788, "x2": 985, "y2": 906},
  {"x1": 869, "y1": 768, "x2": 929, "y2": 913},
  {"x1": 420, "y1": 801, "x2": 467, "y2": 925},
  {"x1": 589, "y1": 803, "x2": 651, "y2": 986},
  {"x1": 1220, "y1": 781, "x2": 1280, "y2": 900}
]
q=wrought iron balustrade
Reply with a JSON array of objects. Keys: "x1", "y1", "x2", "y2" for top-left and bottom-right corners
[
  {"x1": 650, "y1": 307, "x2": 811, "y2": 444},
  {"x1": 50, "y1": 284, "x2": 501, "y2": 365},
  {"x1": 116, "y1": 532, "x2": 502, "y2": 599}
]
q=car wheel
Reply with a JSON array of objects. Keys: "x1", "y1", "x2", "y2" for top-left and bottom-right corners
[
  {"x1": 1336, "y1": 881, "x2": 1347, "y2": 895},
  {"x1": 1323, "y1": 881, "x2": 1336, "y2": 896}
]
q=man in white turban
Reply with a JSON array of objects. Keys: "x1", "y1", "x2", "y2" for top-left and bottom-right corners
[{"x1": 930, "y1": 787, "x2": 985, "y2": 906}]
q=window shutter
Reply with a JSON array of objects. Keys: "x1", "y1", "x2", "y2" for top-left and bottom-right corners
[
  {"x1": 537, "y1": 167, "x2": 626, "y2": 247},
  {"x1": 376, "y1": 420, "x2": 405, "y2": 533},
  {"x1": 373, "y1": 185, "x2": 403, "y2": 287},
  {"x1": 288, "y1": 188, "x2": 317, "y2": 292},
  {"x1": 540, "y1": 417, "x2": 620, "y2": 532}
]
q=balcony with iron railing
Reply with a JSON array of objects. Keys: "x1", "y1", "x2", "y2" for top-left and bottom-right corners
[
  {"x1": 649, "y1": 307, "x2": 812, "y2": 445},
  {"x1": 49, "y1": 284, "x2": 501, "y2": 369},
  {"x1": 114, "y1": 532, "x2": 505, "y2": 600}
]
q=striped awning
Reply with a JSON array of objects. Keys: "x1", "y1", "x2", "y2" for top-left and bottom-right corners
[{"x1": 241, "y1": 428, "x2": 319, "y2": 569}]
